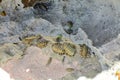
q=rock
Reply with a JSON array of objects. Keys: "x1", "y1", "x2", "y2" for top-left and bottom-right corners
[
  {"x1": 0, "y1": 43, "x2": 23, "y2": 66},
  {"x1": 0, "y1": 0, "x2": 120, "y2": 80},
  {"x1": 77, "y1": 62, "x2": 120, "y2": 80},
  {"x1": 2, "y1": 46, "x2": 69, "y2": 80},
  {"x1": 99, "y1": 35, "x2": 120, "y2": 64}
]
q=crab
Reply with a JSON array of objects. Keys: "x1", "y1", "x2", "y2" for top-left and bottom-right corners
[{"x1": 21, "y1": 34, "x2": 92, "y2": 68}]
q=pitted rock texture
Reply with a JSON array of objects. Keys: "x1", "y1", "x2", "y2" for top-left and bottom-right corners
[
  {"x1": 1, "y1": 0, "x2": 120, "y2": 47},
  {"x1": 0, "y1": 0, "x2": 120, "y2": 80}
]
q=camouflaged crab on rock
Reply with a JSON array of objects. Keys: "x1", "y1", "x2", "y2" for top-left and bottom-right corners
[{"x1": 21, "y1": 34, "x2": 92, "y2": 58}]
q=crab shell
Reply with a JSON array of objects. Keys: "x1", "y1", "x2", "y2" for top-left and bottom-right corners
[
  {"x1": 22, "y1": 35, "x2": 42, "y2": 45},
  {"x1": 80, "y1": 44, "x2": 89, "y2": 58},
  {"x1": 51, "y1": 43, "x2": 65, "y2": 55},
  {"x1": 63, "y1": 42, "x2": 76, "y2": 57},
  {"x1": 36, "y1": 40, "x2": 49, "y2": 48}
]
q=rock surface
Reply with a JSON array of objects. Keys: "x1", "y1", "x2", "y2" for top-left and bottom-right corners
[
  {"x1": 2, "y1": 46, "x2": 69, "y2": 80},
  {"x1": 77, "y1": 61, "x2": 120, "y2": 80},
  {"x1": 0, "y1": 0, "x2": 120, "y2": 80}
]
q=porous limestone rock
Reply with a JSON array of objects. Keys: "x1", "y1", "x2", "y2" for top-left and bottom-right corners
[{"x1": 0, "y1": 0, "x2": 120, "y2": 80}]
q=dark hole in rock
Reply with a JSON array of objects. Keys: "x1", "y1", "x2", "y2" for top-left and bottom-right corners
[
  {"x1": 64, "y1": 28, "x2": 73, "y2": 35},
  {"x1": 62, "y1": 20, "x2": 78, "y2": 35},
  {"x1": 33, "y1": 1, "x2": 53, "y2": 14},
  {"x1": 18, "y1": 4, "x2": 20, "y2": 6},
  {"x1": 67, "y1": 21, "x2": 73, "y2": 28},
  {"x1": 0, "y1": 0, "x2": 2, "y2": 3},
  {"x1": 34, "y1": 3, "x2": 48, "y2": 11}
]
